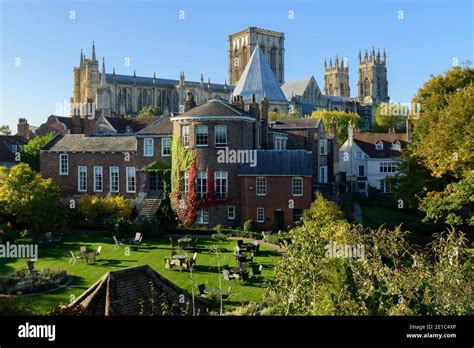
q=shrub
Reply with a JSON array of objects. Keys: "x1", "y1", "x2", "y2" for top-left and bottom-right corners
[
  {"x1": 103, "y1": 217, "x2": 136, "y2": 237},
  {"x1": 79, "y1": 195, "x2": 132, "y2": 226},
  {"x1": 137, "y1": 217, "x2": 164, "y2": 236},
  {"x1": 214, "y1": 224, "x2": 224, "y2": 234},
  {"x1": 243, "y1": 219, "x2": 254, "y2": 232}
]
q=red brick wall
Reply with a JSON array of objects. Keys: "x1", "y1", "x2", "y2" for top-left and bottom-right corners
[
  {"x1": 239, "y1": 175, "x2": 312, "y2": 231},
  {"x1": 40, "y1": 151, "x2": 139, "y2": 199}
]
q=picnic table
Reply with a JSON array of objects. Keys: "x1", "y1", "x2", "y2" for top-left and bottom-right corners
[{"x1": 178, "y1": 237, "x2": 192, "y2": 249}]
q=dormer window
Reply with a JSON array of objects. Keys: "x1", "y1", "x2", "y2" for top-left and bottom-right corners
[
  {"x1": 375, "y1": 141, "x2": 383, "y2": 150},
  {"x1": 391, "y1": 141, "x2": 401, "y2": 151}
]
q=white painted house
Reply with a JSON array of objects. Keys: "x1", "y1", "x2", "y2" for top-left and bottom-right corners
[{"x1": 338, "y1": 121, "x2": 410, "y2": 195}]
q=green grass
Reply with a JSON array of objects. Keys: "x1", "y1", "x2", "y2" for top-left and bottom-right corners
[{"x1": 0, "y1": 232, "x2": 280, "y2": 314}]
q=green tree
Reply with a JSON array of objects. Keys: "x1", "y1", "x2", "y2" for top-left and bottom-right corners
[
  {"x1": 20, "y1": 134, "x2": 54, "y2": 171},
  {"x1": 0, "y1": 125, "x2": 11, "y2": 135},
  {"x1": 311, "y1": 110, "x2": 363, "y2": 144},
  {"x1": 137, "y1": 105, "x2": 160, "y2": 118},
  {"x1": 395, "y1": 67, "x2": 474, "y2": 225},
  {"x1": 0, "y1": 163, "x2": 61, "y2": 234},
  {"x1": 372, "y1": 102, "x2": 407, "y2": 132},
  {"x1": 268, "y1": 112, "x2": 299, "y2": 122}
]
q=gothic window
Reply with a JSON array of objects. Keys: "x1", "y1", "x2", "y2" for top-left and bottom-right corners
[
  {"x1": 340, "y1": 83, "x2": 344, "y2": 96},
  {"x1": 364, "y1": 78, "x2": 371, "y2": 97},
  {"x1": 138, "y1": 89, "x2": 142, "y2": 111},
  {"x1": 242, "y1": 46, "x2": 248, "y2": 69},
  {"x1": 328, "y1": 83, "x2": 334, "y2": 96},
  {"x1": 377, "y1": 79, "x2": 381, "y2": 98},
  {"x1": 234, "y1": 48, "x2": 239, "y2": 81},
  {"x1": 270, "y1": 47, "x2": 277, "y2": 76}
]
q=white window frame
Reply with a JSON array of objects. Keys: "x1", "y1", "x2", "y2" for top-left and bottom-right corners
[
  {"x1": 144, "y1": 138, "x2": 154, "y2": 157},
  {"x1": 320, "y1": 166, "x2": 328, "y2": 184},
  {"x1": 93, "y1": 166, "x2": 103, "y2": 192},
  {"x1": 376, "y1": 142, "x2": 383, "y2": 150},
  {"x1": 181, "y1": 125, "x2": 190, "y2": 147},
  {"x1": 215, "y1": 171, "x2": 228, "y2": 199},
  {"x1": 196, "y1": 209, "x2": 209, "y2": 224},
  {"x1": 257, "y1": 207, "x2": 265, "y2": 223},
  {"x1": 227, "y1": 206, "x2": 236, "y2": 220},
  {"x1": 256, "y1": 177, "x2": 267, "y2": 196},
  {"x1": 319, "y1": 139, "x2": 328, "y2": 155},
  {"x1": 126, "y1": 166, "x2": 136, "y2": 193},
  {"x1": 161, "y1": 137, "x2": 171, "y2": 157},
  {"x1": 110, "y1": 166, "x2": 119, "y2": 193},
  {"x1": 195, "y1": 125, "x2": 208, "y2": 147},
  {"x1": 197, "y1": 171, "x2": 207, "y2": 199},
  {"x1": 78, "y1": 166, "x2": 87, "y2": 192},
  {"x1": 292, "y1": 177, "x2": 303, "y2": 196},
  {"x1": 183, "y1": 171, "x2": 189, "y2": 196},
  {"x1": 59, "y1": 154, "x2": 68, "y2": 175},
  {"x1": 274, "y1": 135, "x2": 287, "y2": 150},
  {"x1": 214, "y1": 125, "x2": 227, "y2": 147}
]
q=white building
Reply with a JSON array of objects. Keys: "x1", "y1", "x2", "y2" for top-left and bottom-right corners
[{"x1": 338, "y1": 121, "x2": 410, "y2": 195}]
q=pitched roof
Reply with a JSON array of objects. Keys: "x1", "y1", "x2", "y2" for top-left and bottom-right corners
[
  {"x1": 270, "y1": 118, "x2": 321, "y2": 130},
  {"x1": 232, "y1": 46, "x2": 287, "y2": 102},
  {"x1": 105, "y1": 116, "x2": 158, "y2": 133},
  {"x1": 45, "y1": 134, "x2": 137, "y2": 152},
  {"x1": 106, "y1": 73, "x2": 229, "y2": 91},
  {"x1": 175, "y1": 98, "x2": 253, "y2": 118},
  {"x1": 239, "y1": 150, "x2": 312, "y2": 176},
  {"x1": 280, "y1": 76, "x2": 313, "y2": 100},
  {"x1": 62, "y1": 265, "x2": 209, "y2": 316},
  {"x1": 353, "y1": 132, "x2": 409, "y2": 158},
  {"x1": 0, "y1": 135, "x2": 27, "y2": 163},
  {"x1": 137, "y1": 115, "x2": 172, "y2": 135}
]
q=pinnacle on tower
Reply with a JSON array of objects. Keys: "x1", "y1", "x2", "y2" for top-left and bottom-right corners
[
  {"x1": 324, "y1": 58, "x2": 327, "y2": 70},
  {"x1": 383, "y1": 49, "x2": 386, "y2": 63},
  {"x1": 200, "y1": 73, "x2": 204, "y2": 85},
  {"x1": 377, "y1": 49, "x2": 381, "y2": 63},
  {"x1": 100, "y1": 58, "x2": 106, "y2": 87},
  {"x1": 153, "y1": 72, "x2": 156, "y2": 84},
  {"x1": 208, "y1": 77, "x2": 211, "y2": 89},
  {"x1": 364, "y1": 49, "x2": 368, "y2": 62},
  {"x1": 335, "y1": 55, "x2": 339, "y2": 69},
  {"x1": 113, "y1": 67, "x2": 115, "y2": 76},
  {"x1": 329, "y1": 58, "x2": 333, "y2": 69},
  {"x1": 80, "y1": 49, "x2": 84, "y2": 67},
  {"x1": 133, "y1": 70, "x2": 136, "y2": 78},
  {"x1": 224, "y1": 79, "x2": 227, "y2": 91},
  {"x1": 92, "y1": 41, "x2": 97, "y2": 63},
  {"x1": 358, "y1": 49, "x2": 362, "y2": 63}
]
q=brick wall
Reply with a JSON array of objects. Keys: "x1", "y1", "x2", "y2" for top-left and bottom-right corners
[{"x1": 239, "y1": 175, "x2": 312, "y2": 231}]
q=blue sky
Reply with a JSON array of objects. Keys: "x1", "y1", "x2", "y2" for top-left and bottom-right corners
[{"x1": 0, "y1": 0, "x2": 472, "y2": 131}]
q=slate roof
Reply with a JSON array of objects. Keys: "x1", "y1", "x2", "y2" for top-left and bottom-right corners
[
  {"x1": 0, "y1": 135, "x2": 27, "y2": 163},
  {"x1": 175, "y1": 98, "x2": 253, "y2": 118},
  {"x1": 270, "y1": 118, "x2": 321, "y2": 130},
  {"x1": 106, "y1": 116, "x2": 159, "y2": 133},
  {"x1": 239, "y1": 150, "x2": 312, "y2": 176},
  {"x1": 106, "y1": 73, "x2": 229, "y2": 91},
  {"x1": 280, "y1": 76, "x2": 313, "y2": 101},
  {"x1": 232, "y1": 46, "x2": 287, "y2": 102},
  {"x1": 353, "y1": 132, "x2": 409, "y2": 158},
  {"x1": 137, "y1": 115, "x2": 172, "y2": 135},
  {"x1": 45, "y1": 134, "x2": 137, "y2": 152},
  {"x1": 62, "y1": 265, "x2": 209, "y2": 316}
]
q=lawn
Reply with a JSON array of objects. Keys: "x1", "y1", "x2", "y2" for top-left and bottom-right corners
[{"x1": 0, "y1": 232, "x2": 281, "y2": 314}]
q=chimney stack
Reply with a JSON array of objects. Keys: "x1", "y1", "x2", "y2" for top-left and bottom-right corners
[
  {"x1": 17, "y1": 118, "x2": 30, "y2": 140},
  {"x1": 185, "y1": 90, "x2": 196, "y2": 112}
]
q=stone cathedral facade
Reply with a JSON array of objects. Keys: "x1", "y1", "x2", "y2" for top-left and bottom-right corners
[
  {"x1": 70, "y1": 29, "x2": 389, "y2": 128},
  {"x1": 72, "y1": 42, "x2": 232, "y2": 118}
]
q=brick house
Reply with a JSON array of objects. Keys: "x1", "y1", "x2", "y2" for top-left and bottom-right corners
[
  {"x1": 40, "y1": 116, "x2": 172, "y2": 210},
  {"x1": 239, "y1": 151, "x2": 312, "y2": 231}
]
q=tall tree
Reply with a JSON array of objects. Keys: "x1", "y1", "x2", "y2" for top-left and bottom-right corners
[
  {"x1": 311, "y1": 110, "x2": 363, "y2": 144},
  {"x1": 0, "y1": 125, "x2": 11, "y2": 135},
  {"x1": 20, "y1": 134, "x2": 54, "y2": 171},
  {"x1": 395, "y1": 67, "x2": 474, "y2": 225},
  {"x1": 0, "y1": 163, "x2": 61, "y2": 234},
  {"x1": 372, "y1": 102, "x2": 407, "y2": 132}
]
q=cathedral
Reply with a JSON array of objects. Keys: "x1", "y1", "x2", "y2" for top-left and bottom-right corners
[{"x1": 71, "y1": 28, "x2": 389, "y2": 128}]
